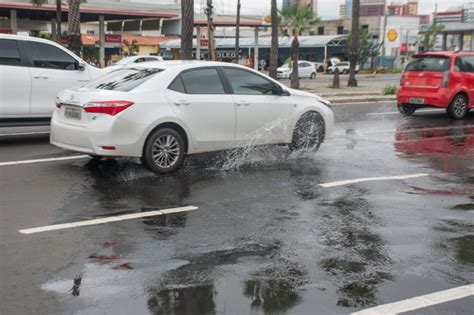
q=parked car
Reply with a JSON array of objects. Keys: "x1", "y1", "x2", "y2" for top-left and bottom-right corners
[
  {"x1": 106, "y1": 55, "x2": 163, "y2": 72},
  {"x1": 397, "y1": 51, "x2": 474, "y2": 119},
  {"x1": 327, "y1": 61, "x2": 360, "y2": 74},
  {"x1": 51, "y1": 61, "x2": 334, "y2": 174},
  {"x1": 0, "y1": 34, "x2": 105, "y2": 119},
  {"x1": 277, "y1": 61, "x2": 317, "y2": 79}
]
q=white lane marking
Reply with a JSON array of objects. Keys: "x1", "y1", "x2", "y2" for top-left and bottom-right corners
[
  {"x1": 0, "y1": 131, "x2": 50, "y2": 137},
  {"x1": 19, "y1": 206, "x2": 198, "y2": 235},
  {"x1": 0, "y1": 155, "x2": 88, "y2": 167},
  {"x1": 319, "y1": 173, "x2": 429, "y2": 188},
  {"x1": 367, "y1": 109, "x2": 443, "y2": 116},
  {"x1": 351, "y1": 284, "x2": 474, "y2": 315}
]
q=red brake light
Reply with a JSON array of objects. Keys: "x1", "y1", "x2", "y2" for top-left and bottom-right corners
[
  {"x1": 400, "y1": 74, "x2": 405, "y2": 86},
  {"x1": 84, "y1": 101, "x2": 134, "y2": 116},
  {"x1": 56, "y1": 98, "x2": 62, "y2": 109}
]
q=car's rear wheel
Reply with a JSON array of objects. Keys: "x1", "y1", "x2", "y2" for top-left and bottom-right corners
[
  {"x1": 290, "y1": 111, "x2": 325, "y2": 152},
  {"x1": 142, "y1": 128, "x2": 185, "y2": 174},
  {"x1": 310, "y1": 72, "x2": 316, "y2": 80},
  {"x1": 343, "y1": 69, "x2": 349, "y2": 74},
  {"x1": 398, "y1": 104, "x2": 416, "y2": 116},
  {"x1": 447, "y1": 94, "x2": 468, "y2": 120}
]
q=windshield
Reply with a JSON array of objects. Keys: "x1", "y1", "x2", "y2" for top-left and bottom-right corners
[
  {"x1": 82, "y1": 68, "x2": 163, "y2": 92},
  {"x1": 405, "y1": 57, "x2": 450, "y2": 72}
]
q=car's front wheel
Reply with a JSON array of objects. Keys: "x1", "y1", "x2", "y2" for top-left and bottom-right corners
[
  {"x1": 290, "y1": 111, "x2": 325, "y2": 151},
  {"x1": 398, "y1": 104, "x2": 416, "y2": 116},
  {"x1": 447, "y1": 94, "x2": 468, "y2": 120},
  {"x1": 310, "y1": 72, "x2": 316, "y2": 80},
  {"x1": 142, "y1": 128, "x2": 185, "y2": 174}
]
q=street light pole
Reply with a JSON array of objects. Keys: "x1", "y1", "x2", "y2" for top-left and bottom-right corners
[{"x1": 234, "y1": 0, "x2": 241, "y2": 63}]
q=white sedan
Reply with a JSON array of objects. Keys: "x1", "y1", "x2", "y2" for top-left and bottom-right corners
[
  {"x1": 277, "y1": 61, "x2": 317, "y2": 80},
  {"x1": 51, "y1": 61, "x2": 334, "y2": 174}
]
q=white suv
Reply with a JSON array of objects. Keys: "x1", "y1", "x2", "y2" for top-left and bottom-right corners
[
  {"x1": 0, "y1": 34, "x2": 105, "y2": 119},
  {"x1": 51, "y1": 61, "x2": 334, "y2": 174}
]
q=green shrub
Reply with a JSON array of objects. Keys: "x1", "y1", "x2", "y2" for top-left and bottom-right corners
[{"x1": 382, "y1": 84, "x2": 398, "y2": 95}]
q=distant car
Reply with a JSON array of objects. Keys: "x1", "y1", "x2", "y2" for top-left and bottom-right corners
[
  {"x1": 106, "y1": 55, "x2": 163, "y2": 71},
  {"x1": 51, "y1": 61, "x2": 334, "y2": 174},
  {"x1": 0, "y1": 34, "x2": 105, "y2": 119},
  {"x1": 328, "y1": 61, "x2": 359, "y2": 74},
  {"x1": 397, "y1": 51, "x2": 474, "y2": 119},
  {"x1": 277, "y1": 61, "x2": 317, "y2": 80}
]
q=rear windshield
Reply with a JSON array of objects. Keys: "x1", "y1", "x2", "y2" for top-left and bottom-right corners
[
  {"x1": 405, "y1": 57, "x2": 450, "y2": 72},
  {"x1": 83, "y1": 68, "x2": 163, "y2": 91}
]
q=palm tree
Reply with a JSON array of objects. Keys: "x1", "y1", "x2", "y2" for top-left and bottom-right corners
[
  {"x1": 348, "y1": 0, "x2": 359, "y2": 87},
  {"x1": 67, "y1": 0, "x2": 81, "y2": 56},
  {"x1": 279, "y1": 5, "x2": 319, "y2": 89},
  {"x1": 181, "y1": 0, "x2": 194, "y2": 60},
  {"x1": 269, "y1": 0, "x2": 278, "y2": 79},
  {"x1": 30, "y1": 0, "x2": 62, "y2": 42}
]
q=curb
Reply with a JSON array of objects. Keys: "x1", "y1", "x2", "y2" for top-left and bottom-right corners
[{"x1": 327, "y1": 96, "x2": 397, "y2": 104}]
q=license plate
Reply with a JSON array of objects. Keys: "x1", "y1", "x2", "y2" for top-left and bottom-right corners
[
  {"x1": 64, "y1": 107, "x2": 82, "y2": 120},
  {"x1": 409, "y1": 97, "x2": 425, "y2": 105}
]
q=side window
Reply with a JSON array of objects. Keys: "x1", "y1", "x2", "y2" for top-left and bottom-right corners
[
  {"x1": 168, "y1": 76, "x2": 186, "y2": 93},
  {"x1": 222, "y1": 67, "x2": 278, "y2": 95},
  {"x1": 180, "y1": 68, "x2": 225, "y2": 94},
  {"x1": 28, "y1": 41, "x2": 78, "y2": 70},
  {"x1": 455, "y1": 56, "x2": 474, "y2": 73},
  {"x1": 0, "y1": 39, "x2": 21, "y2": 66}
]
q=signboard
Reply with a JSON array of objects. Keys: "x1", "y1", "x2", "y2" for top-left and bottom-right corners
[
  {"x1": 0, "y1": 29, "x2": 12, "y2": 34},
  {"x1": 105, "y1": 34, "x2": 122, "y2": 43},
  {"x1": 400, "y1": 43, "x2": 408, "y2": 52},
  {"x1": 200, "y1": 38, "x2": 209, "y2": 48},
  {"x1": 387, "y1": 29, "x2": 398, "y2": 42}
]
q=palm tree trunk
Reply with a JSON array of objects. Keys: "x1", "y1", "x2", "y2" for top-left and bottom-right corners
[
  {"x1": 269, "y1": 0, "x2": 278, "y2": 78},
  {"x1": 56, "y1": 0, "x2": 61, "y2": 42},
  {"x1": 67, "y1": 0, "x2": 81, "y2": 56},
  {"x1": 348, "y1": 0, "x2": 359, "y2": 87},
  {"x1": 291, "y1": 36, "x2": 299, "y2": 89},
  {"x1": 181, "y1": 0, "x2": 194, "y2": 60}
]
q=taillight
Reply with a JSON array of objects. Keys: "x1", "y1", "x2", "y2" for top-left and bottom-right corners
[
  {"x1": 84, "y1": 101, "x2": 134, "y2": 116},
  {"x1": 441, "y1": 71, "x2": 450, "y2": 88},
  {"x1": 55, "y1": 98, "x2": 62, "y2": 109},
  {"x1": 400, "y1": 74, "x2": 405, "y2": 86}
]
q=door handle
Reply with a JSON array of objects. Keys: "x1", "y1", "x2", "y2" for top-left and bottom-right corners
[
  {"x1": 174, "y1": 100, "x2": 190, "y2": 106},
  {"x1": 33, "y1": 75, "x2": 48, "y2": 79},
  {"x1": 236, "y1": 101, "x2": 249, "y2": 106}
]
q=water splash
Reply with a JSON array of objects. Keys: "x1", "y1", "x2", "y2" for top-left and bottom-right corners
[{"x1": 221, "y1": 118, "x2": 319, "y2": 171}]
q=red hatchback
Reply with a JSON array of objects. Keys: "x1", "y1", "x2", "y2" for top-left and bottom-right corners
[{"x1": 397, "y1": 51, "x2": 474, "y2": 119}]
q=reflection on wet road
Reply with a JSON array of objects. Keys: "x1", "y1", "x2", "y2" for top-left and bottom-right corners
[{"x1": 1, "y1": 109, "x2": 473, "y2": 314}]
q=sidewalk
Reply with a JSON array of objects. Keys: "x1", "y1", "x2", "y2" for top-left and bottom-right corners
[{"x1": 280, "y1": 73, "x2": 400, "y2": 104}]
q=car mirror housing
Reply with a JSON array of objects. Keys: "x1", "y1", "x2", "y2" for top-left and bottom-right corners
[{"x1": 77, "y1": 61, "x2": 86, "y2": 71}]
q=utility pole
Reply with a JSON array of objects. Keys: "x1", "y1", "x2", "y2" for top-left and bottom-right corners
[
  {"x1": 234, "y1": 0, "x2": 241, "y2": 63},
  {"x1": 205, "y1": 0, "x2": 215, "y2": 61}
]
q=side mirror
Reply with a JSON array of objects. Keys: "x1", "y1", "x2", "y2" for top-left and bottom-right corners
[
  {"x1": 280, "y1": 89, "x2": 291, "y2": 96},
  {"x1": 77, "y1": 61, "x2": 86, "y2": 71}
]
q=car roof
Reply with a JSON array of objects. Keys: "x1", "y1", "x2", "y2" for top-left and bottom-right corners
[
  {"x1": 126, "y1": 60, "x2": 254, "y2": 71},
  {"x1": 413, "y1": 51, "x2": 474, "y2": 58},
  {"x1": 0, "y1": 33, "x2": 56, "y2": 44}
]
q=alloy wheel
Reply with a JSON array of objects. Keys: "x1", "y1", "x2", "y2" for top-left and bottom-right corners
[{"x1": 152, "y1": 134, "x2": 180, "y2": 168}]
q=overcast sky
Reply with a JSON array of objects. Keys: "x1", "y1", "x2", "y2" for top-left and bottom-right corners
[{"x1": 227, "y1": 0, "x2": 472, "y2": 19}]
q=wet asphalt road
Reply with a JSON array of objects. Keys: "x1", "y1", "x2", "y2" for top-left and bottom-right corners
[{"x1": 1, "y1": 102, "x2": 473, "y2": 315}]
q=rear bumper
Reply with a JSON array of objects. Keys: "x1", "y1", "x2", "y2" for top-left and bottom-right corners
[
  {"x1": 50, "y1": 113, "x2": 146, "y2": 157},
  {"x1": 397, "y1": 87, "x2": 452, "y2": 108}
]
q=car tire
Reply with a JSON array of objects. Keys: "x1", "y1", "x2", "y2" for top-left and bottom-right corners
[
  {"x1": 290, "y1": 111, "x2": 325, "y2": 152},
  {"x1": 289, "y1": 74, "x2": 293, "y2": 80},
  {"x1": 310, "y1": 72, "x2": 316, "y2": 80},
  {"x1": 447, "y1": 94, "x2": 468, "y2": 120},
  {"x1": 343, "y1": 69, "x2": 349, "y2": 74},
  {"x1": 142, "y1": 128, "x2": 185, "y2": 174},
  {"x1": 398, "y1": 104, "x2": 416, "y2": 116}
]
